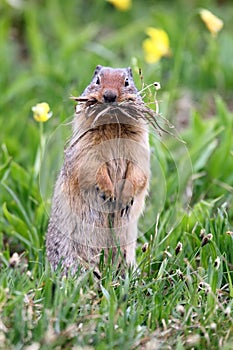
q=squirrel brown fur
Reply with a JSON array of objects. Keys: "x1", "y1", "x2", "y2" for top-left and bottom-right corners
[{"x1": 46, "y1": 65, "x2": 150, "y2": 274}]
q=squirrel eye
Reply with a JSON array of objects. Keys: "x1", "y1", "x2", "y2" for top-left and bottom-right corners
[
  {"x1": 124, "y1": 77, "x2": 129, "y2": 87},
  {"x1": 96, "y1": 76, "x2": 100, "y2": 85}
]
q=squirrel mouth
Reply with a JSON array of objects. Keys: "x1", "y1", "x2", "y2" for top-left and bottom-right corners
[{"x1": 70, "y1": 95, "x2": 137, "y2": 106}]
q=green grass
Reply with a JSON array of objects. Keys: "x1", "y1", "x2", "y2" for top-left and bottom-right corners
[{"x1": 0, "y1": 0, "x2": 233, "y2": 349}]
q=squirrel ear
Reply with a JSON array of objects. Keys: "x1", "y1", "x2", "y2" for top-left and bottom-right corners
[
  {"x1": 94, "y1": 65, "x2": 103, "y2": 75},
  {"x1": 127, "y1": 67, "x2": 133, "y2": 78}
]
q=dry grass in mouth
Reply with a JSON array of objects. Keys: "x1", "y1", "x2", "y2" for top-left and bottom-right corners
[{"x1": 71, "y1": 96, "x2": 175, "y2": 137}]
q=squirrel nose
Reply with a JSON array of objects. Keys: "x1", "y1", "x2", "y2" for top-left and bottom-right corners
[{"x1": 103, "y1": 90, "x2": 117, "y2": 103}]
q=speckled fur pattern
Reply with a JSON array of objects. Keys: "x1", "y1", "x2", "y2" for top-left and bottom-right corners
[{"x1": 46, "y1": 66, "x2": 150, "y2": 274}]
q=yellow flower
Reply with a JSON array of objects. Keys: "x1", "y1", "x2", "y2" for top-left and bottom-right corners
[
  {"x1": 199, "y1": 9, "x2": 223, "y2": 37},
  {"x1": 143, "y1": 27, "x2": 171, "y2": 64},
  {"x1": 107, "y1": 0, "x2": 132, "y2": 11},
  {"x1": 32, "y1": 102, "x2": 53, "y2": 122}
]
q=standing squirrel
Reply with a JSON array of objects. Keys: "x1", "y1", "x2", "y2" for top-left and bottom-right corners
[{"x1": 46, "y1": 65, "x2": 150, "y2": 273}]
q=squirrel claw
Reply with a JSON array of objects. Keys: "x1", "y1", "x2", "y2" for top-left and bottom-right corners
[{"x1": 120, "y1": 197, "x2": 134, "y2": 217}]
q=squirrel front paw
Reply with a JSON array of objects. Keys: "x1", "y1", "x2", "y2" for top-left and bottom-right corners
[
  {"x1": 96, "y1": 164, "x2": 115, "y2": 201},
  {"x1": 115, "y1": 179, "x2": 135, "y2": 217},
  {"x1": 95, "y1": 185, "x2": 115, "y2": 202},
  {"x1": 95, "y1": 177, "x2": 135, "y2": 217}
]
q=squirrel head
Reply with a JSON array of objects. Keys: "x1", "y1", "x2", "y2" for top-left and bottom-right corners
[{"x1": 82, "y1": 65, "x2": 139, "y2": 103}]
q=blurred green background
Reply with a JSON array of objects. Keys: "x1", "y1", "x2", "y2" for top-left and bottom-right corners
[{"x1": 1, "y1": 0, "x2": 233, "y2": 163}]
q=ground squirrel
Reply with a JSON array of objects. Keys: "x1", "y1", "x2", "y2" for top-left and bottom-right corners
[{"x1": 46, "y1": 65, "x2": 151, "y2": 274}]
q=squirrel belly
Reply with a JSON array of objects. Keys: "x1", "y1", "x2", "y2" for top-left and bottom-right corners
[{"x1": 46, "y1": 65, "x2": 150, "y2": 273}]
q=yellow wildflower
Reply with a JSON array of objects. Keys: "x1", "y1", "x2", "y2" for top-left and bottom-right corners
[
  {"x1": 143, "y1": 27, "x2": 171, "y2": 64},
  {"x1": 107, "y1": 0, "x2": 132, "y2": 11},
  {"x1": 199, "y1": 9, "x2": 223, "y2": 37},
  {"x1": 32, "y1": 102, "x2": 53, "y2": 122}
]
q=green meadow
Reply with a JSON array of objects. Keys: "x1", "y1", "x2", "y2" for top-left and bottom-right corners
[{"x1": 0, "y1": 0, "x2": 233, "y2": 349}]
